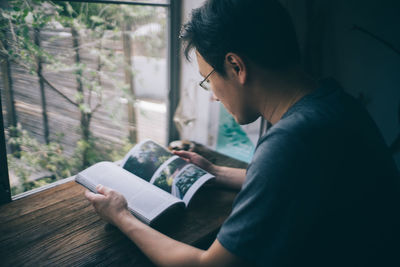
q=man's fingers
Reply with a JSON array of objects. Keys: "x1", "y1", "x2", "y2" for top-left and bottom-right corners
[
  {"x1": 173, "y1": 150, "x2": 195, "y2": 160},
  {"x1": 96, "y1": 184, "x2": 112, "y2": 195},
  {"x1": 85, "y1": 190, "x2": 105, "y2": 202}
]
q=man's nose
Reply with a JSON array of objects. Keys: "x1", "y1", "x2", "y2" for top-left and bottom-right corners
[{"x1": 211, "y1": 93, "x2": 219, "y2": 102}]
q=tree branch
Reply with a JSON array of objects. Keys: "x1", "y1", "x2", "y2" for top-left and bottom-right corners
[
  {"x1": 93, "y1": 102, "x2": 102, "y2": 114},
  {"x1": 8, "y1": 18, "x2": 17, "y2": 43},
  {"x1": 40, "y1": 75, "x2": 78, "y2": 107}
]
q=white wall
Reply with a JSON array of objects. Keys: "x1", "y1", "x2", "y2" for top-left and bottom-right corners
[{"x1": 179, "y1": 0, "x2": 219, "y2": 146}]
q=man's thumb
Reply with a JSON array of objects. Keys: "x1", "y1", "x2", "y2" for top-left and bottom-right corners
[{"x1": 96, "y1": 184, "x2": 111, "y2": 195}]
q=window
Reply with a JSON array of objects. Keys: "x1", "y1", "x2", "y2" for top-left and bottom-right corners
[{"x1": 0, "y1": 0, "x2": 180, "y2": 201}]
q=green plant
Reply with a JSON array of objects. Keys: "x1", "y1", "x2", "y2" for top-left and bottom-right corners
[
  {"x1": 6, "y1": 124, "x2": 72, "y2": 194},
  {"x1": 6, "y1": 124, "x2": 135, "y2": 195}
]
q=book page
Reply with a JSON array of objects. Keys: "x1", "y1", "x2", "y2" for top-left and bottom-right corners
[
  {"x1": 75, "y1": 161, "x2": 183, "y2": 223},
  {"x1": 150, "y1": 157, "x2": 214, "y2": 206},
  {"x1": 120, "y1": 139, "x2": 215, "y2": 206},
  {"x1": 121, "y1": 140, "x2": 173, "y2": 182}
]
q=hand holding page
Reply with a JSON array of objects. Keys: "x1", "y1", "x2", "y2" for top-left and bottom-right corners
[{"x1": 75, "y1": 140, "x2": 215, "y2": 225}]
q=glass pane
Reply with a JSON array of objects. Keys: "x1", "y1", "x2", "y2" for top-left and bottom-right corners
[
  {"x1": 0, "y1": 0, "x2": 168, "y2": 195},
  {"x1": 98, "y1": 0, "x2": 169, "y2": 5},
  {"x1": 216, "y1": 104, "x2": 255, "y2": 163}
]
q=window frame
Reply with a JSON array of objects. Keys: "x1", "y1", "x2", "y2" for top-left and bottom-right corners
[
  {"x1": 0, "y1": 0, "x2": 181, "y2": 204},
  {"x1": 0, "y1": 96, "x2": 11, "y2": 205}
]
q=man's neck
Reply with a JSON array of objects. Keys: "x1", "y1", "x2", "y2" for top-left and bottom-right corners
[{"x1": 254, "y1": 68, "x2": 317, "y2": 125}]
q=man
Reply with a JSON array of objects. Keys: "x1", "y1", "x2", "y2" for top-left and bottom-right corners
[{"x1": 85, "y1": 0, "x2": 400, "y2": 266}]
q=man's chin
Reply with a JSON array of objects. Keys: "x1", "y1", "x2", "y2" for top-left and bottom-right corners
[{"x1": 234, "y1": 114, "x2": 260, "y2": 125}]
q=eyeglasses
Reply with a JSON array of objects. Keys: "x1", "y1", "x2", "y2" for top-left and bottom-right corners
[{"x1": 199, "y1": 69, "x2": 215, "y2": 91}]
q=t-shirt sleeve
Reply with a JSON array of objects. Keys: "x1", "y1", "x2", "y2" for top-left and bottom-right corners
[{"x1": 217, "y1": 128, "x2": 322, "y2": 265}]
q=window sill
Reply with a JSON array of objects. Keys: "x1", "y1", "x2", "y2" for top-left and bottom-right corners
[{"x1": 12, "y1": 176, "x2": 76, "y2": 201}]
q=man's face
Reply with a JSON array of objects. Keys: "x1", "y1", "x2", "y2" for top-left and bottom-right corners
[{"x1": 196, "y1": 52, "x2": 259, "y2": 125}]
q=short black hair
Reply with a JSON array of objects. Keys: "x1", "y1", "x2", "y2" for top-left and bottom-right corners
[{"x1": 180, "y1": 0, "x2": 300, "y2": 75}]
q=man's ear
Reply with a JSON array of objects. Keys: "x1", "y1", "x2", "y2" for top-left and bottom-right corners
[{"x1": 225, "y1": 53, "x2": 247, "y2": 85}]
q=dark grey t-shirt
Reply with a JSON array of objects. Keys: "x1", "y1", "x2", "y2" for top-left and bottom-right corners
[{"x1": 217, "y1": 79, "x2": 400, "y2": 267}]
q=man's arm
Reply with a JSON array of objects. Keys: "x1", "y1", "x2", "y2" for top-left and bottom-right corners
[
  {"x1": 213, "y1": 166, "x2": 246, "y2": 190},
  {"x1": 85, "y1": 185, "x2": 249, "y2": 267},
  {"x1": 173, "y1": 150, "x2": 246, "y2": 190}
]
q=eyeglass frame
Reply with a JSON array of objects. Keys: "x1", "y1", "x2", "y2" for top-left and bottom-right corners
[{"x1": 199, "y1": 69, "x2": 215, "y2": 91}]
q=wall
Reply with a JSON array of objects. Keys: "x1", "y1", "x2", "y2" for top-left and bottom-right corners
[
  {"x1": 178, "y1": 0, "x2": 207, "y2": 144},
  {"x1": 287, "y1": 0, "x2": 400, "y2": 169},
  {"x1": 324, "y1": 0, "x2": 400, "y2": 170}
]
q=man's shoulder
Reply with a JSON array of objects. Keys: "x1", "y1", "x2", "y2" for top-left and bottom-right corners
[
  {"x1": 258, "y1": 80, "x2": 363, "y2": 147},
  {"x1": 251, "y1": 79, "x2": 377, "y2": 174}
]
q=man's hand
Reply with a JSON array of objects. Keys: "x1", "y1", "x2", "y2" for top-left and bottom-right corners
[
  {"x1": 173, "y1": 150, "x2": 246, "y2": 190},
  {"x1": 85, "y1": 184, "x2": 132, "y2": 226},
  {"x1": 173, "y1": 150, "x2": 217, "y2": 174}
]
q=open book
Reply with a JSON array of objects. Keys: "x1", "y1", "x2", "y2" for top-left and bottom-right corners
[{"x1": 75, "y1": 140, "x2": 214, "y2": 225}]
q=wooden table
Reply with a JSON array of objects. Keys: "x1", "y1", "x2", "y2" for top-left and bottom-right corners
[{"x1": 0, "y1": 146, "x2": 247, "y2": 266}]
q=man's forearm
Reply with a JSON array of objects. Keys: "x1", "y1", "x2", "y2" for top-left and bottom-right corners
[
  {"x1": 85, "y1": 186, "x2": 243, "y2": 266},
  {"x1": 116, "y1": 211, "x2": 206, "y2": 267},
  {"x1": 115, "y1": 211, "x2": 240, "y2": 267},
  {"x1": 213, "y1": 166, "x2": 246, "y2": 190}
]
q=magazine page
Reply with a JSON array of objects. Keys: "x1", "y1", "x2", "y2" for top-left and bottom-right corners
[
  {"x1": 121, "y1": 139, "x2": 174, "y2": 182},
  {"x1": 121, "y1": 140, "x2": 215, "y2": 205},
  {"x1": 75, "y1": 161, "x2": 184, "y2": 224},
  {"x1": 149, "y1": 157, "x2": 214, "y2": 206}
]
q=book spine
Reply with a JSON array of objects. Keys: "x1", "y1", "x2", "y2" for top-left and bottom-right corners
[{"x1": 75, "y1": 174, "x2": 98, "y2": 193}]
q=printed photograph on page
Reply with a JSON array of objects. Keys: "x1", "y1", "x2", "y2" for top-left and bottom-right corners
[
  {"x1": 172, "y1": 165, "x2": 208, "y2": 200},
  {"x1": 122, "y1": 140, "x2": 172, "y2": 182},
  {"x1": 152, "y1": 157, "x2": 188, "y2": 194}
]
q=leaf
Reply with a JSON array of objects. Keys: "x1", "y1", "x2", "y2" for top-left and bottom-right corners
[
  {"x1": 2, "y1": 12, "x2": 11, "y2": 19},
  {"x1": 90, "y1": 15, "x2": 104, "y2": 24},
  {"x1": 66, "y1": 2, "x2": 74, "y2": 16},
  {"x1": 24, "y1": 12, "x2": 33, "y2": 25}
]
